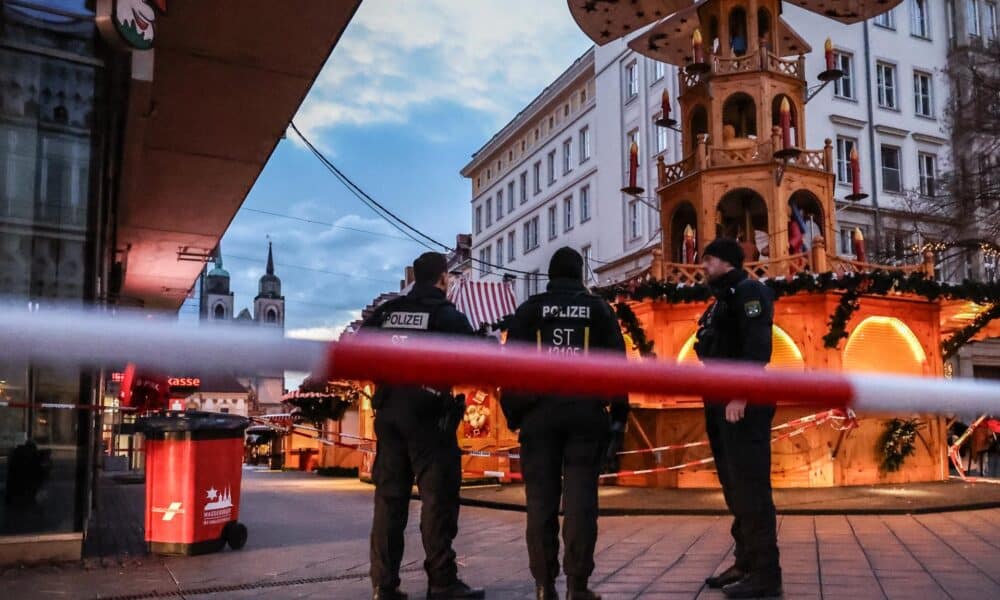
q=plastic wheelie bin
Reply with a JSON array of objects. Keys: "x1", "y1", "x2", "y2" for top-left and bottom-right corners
[{"x1": 138, "y1": 411, "x2": 250, "y2": 555}]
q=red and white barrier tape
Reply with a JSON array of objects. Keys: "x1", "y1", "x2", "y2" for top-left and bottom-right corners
[
  {"x1": 949, "y1": 415, "x2": 988, "y2": 481},
  {"x1": 1, "y1": 310, "x2": 998, "y2": 415},
  {"x1": 0, "y1": 400, "x2": 135, "y2": 412}
]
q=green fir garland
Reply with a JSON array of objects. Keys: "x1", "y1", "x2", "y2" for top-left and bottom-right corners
[
  {"x1": 877, "y1": 418, "x2": 921, "y2": 472},
  {"x1": 614, "y1": 302, "x2": 656, "y2": 357},
  {"x1": 599, "y1": 270, "x2": 1000, "y2": 357},
  {"x1": 942, "y1": 303, "x2": 1000, "y2": 360}
]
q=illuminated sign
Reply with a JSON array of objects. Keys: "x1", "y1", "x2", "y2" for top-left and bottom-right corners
[
  {"x1": 96, "y1": 0, "x2": 167, "y2": 51},
  {"x1": 168, "y1": 377, "x2": 201, "y2": 389}
]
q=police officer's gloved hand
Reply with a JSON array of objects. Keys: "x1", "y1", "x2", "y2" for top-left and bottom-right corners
[
  {"x1": 602, "y1": 420, "x2": 626, "y2": 475},
  {"x1": 438, "y1": 393, "x2": 466, "y2": 434}
]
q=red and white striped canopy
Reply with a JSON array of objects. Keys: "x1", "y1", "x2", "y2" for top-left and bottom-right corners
[{"x1": 449, "y1": 277, "x2": 519, "y2": 331}]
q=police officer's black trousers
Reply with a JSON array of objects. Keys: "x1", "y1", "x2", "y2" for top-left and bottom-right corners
[
  {"x1": 370, "y1": 409, "x2": 461, "y2": 589},
  {"x1": 519, "y1": 403, "x2": 608, "y2": 585},
  {"x1": 704, "y1": 403, "x2": 780, "y2": 577}
]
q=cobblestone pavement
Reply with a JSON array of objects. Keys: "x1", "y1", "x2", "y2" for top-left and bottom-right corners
[{"x1": 4, "y1": 470, "x2": 1000, "y2": 599}]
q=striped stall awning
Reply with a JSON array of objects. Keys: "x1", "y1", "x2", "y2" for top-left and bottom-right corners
[{"x1": 449, "y1": 278, "x2": 519, "y2": 331}]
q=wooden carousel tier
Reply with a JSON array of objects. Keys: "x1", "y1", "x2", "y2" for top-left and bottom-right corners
[
  {"x1": 568, "y1": 0, "x2": 905, "y2": 48},
  {"x1": 628, "y1": 2, "x2": 810, "y2": 67}
]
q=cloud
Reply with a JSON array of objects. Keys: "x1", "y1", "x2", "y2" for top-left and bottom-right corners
[{"x1": 294, "y1": 0, "x2": 591, "y2": 141}]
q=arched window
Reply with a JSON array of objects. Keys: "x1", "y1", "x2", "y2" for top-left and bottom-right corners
[
  {"x1": 722, "y1": 93, "x2": 757, "y2": 138},
  {"x1": 757, "y1": 8, "x2": 772, "y2": 50},
  {"x1": 265, "y1": 307, "x2": 278, "y2": 324},
  {"x1": 213, "y1": 304, "x2": 225, "y2": 319},
  {"x1": 729, "y1": 7, "x2": 748, "y2": 56}
]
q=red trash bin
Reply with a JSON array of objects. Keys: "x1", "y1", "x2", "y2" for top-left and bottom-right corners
[{"x1": 138, "y1": 411, "x2": 250, "y2": 555}]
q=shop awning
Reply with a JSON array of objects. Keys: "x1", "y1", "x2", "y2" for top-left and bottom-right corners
[
  {"x1": 116, "y1": 2, "x2": 361, "y2": 310},
  {"x1": 449, "y1": 277, "x2": 519, "y2": 331}
]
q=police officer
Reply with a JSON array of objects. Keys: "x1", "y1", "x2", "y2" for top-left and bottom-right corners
[
  {"x1": 694, "y1": 237, "x2": 781, "y2": 599},
  {"x1": 501, "y1": 247, "x2": 628, "y2": 600},
  {"x1": 361, "y1": 252, "x2": 485, "y2": 600}
]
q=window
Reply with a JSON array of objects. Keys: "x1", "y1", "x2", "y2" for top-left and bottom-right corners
[
  {"x1": 881, "y1": 145, "x2": 902, "y2": 192},
  {"x1": 987, "y1": 2, "x2": 998, "y2": 39},
  {"x1": 580, "y1": 185, "x2": 591, "y2": 223},
  {"x1": 836, "y1": 137, "x2": 857, "y2": 185},
  {"x1": 533, "y1": 162, "x2": 541, "y2": 194},
  {"x1": 524, "y1": 270, "x2": 540, "y2": 296},
  {"x1": 948, "y1": 0, "x2": 957, "y2": 42},
  {"x1": 628, "y1": 200, "x2": 640, "y2": 239},
  {"x1": 911, "y1": 0, "x2": 931, "y2": 38},
  {"x1": 521, "y1": 140, "x2": 526, "y2": 152},
  {"x1": 839, "y1": 226, "x2": 868, "y2": 256},
  {"x1": 479, "y1": 248, "x2": 491, "y2": 274},
  {"x1": 564, "y1": 104, "x2": 570, "y2": 117},
  {"x1": 507, "y1": 231, "x2": 515, "y2": 262},
  {"x1": 496, "y1": 190, "x2": 504, "y2": 220},
  {"x1": 548, "y1": 204, "x2": 558, "y2": 239},
  {"x1": 913, "y1": 71, "x2": 934, "y2": 117},
  {"x1": 877, "y1": 62, "x2": 897, "y2": 109},
  {"x1": 969, "y1": 0, "x2": 982, "y2": 36},
  {"x1": 564, "y1": 196, "x2": 573, "y2": 232},
  {"x1": 214, "y1": 304, "x2": 225, "y2": 319},
  {"x1": 653, "y1": 60, "x2": 666, "y2": 81},
  {"x1": 875, "y1": 8, "x2": 895, "y2": 28},
  {"x1": 534, "y1": 128, "x2": 540, "y2": 141},
  {"x1": 580, "y1": 89, "x2": 587, "y2": 104},
  {"x1": 507, "y1": 181, "x2": 515, "y2": 213},
  {"x1": 625, "y1": 61, "x2": 639, "y2": 100},
  {"x1": 486, "y1": 168, "x2": 491, "y2": 181},
  {"x1": 579, "y1": 126, "x2": 591, "y2": 163},
  {"x1": 508, "y1": 150, "x2": 513, "y2": 162},
  {"x1": 486, "y1": 197, "x2": 493, "y2": 227},
  {"x1": 563, "y1": 139, "x2": 572, "y2": 174},
  {"x1": 496, "y1": 238, "x2": 504, "y2": 267},
  {"x1": 833, "y1": 52, "x2": 855, "y2": 99},
  {"x1": 582, "y1": 246, "x2": 593, "y2": 282},
  {"x1": 523, "y1": 217, "x2": 539, "y2": 252},
  {"x1": 656, "y1": 120, "x2": 669, "y2": 153},
  {"x1": 919, "y1": 152, "x2": 937, "y2": 196},
  {"x1": 475, "y1": 205, "x2": 482, "y2": 233},
  {"x1": 547, "y1": 150, "x2": 556, "y2": 184},
  {"x1": 520, "y1": 172, "x2": 528, "y2": 203}
]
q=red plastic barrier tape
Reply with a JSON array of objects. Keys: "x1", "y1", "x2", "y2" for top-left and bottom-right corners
[
  {"x1": 326, "y1": 335, "x2": 1000, "y2": 415},
  {"x1": 0, "y1": 400, "x2": 134, "y2": 412}
]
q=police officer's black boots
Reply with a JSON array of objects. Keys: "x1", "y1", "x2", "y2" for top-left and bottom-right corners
[
  {"x1": 426, "y1": 579, "x2": 485, "y2": 599},
  {"x1": 535, "y1": 581, "x2": 557, "y2": 600},
  {"x1": 565, "y1": 577, "x2": 600, "y2": 600},
  {"x1": 372, "y1": 586, "x2": 408, "y2": 600},
  {"x1": 721, "y1": 572, "x2": 782, "y2": 598},
  {"x1": 705, "y1": 564, "x2": 745, "y2": 588}
]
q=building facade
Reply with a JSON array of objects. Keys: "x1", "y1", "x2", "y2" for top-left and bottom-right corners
[
  {"x1": 464, "y1": 1, "x2": 978, "y2": 291},
  {"x1": 0, "y1": 0, "x2": 358, "y2": 563}
]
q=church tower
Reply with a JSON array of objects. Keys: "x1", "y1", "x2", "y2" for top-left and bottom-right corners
[
  {"x1": 252, "y1": 242, "x2": 286, "y2": 413},
  {"x1": 200, "y1": 246, "x2": 234, "y2": 322},
  {"x1": 253, "y1": 242, "x2": 284, "y2": 328}
]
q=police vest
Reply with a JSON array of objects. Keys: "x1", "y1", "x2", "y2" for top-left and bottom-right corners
[{"x1": 534, "y1": 297, "x2": 596, "y2": 357}]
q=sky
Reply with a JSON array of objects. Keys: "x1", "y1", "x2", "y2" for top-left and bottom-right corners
[{"x1": 180, "y1": 0, "x2": 592, "y2": 344}]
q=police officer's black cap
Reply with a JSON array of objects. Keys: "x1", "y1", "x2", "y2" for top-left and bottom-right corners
[
  {"x1": 548, "y1": 246, "x2": 584, "y2": 281},
  {"x1": 703, "y1": 237, "x2": 745, "y2": 270},
  {"x1": 413, "y1": 252, "x2": 448, "y2": 284}
]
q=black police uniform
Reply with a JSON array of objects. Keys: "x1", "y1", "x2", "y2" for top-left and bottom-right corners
[
  {"x1": 501, "y1": 278, "x2": 629, "y2": 591},
  {"x1": 694, "y1": 268, "x2": 780, "y2": 585},
  {"x1": 361, "y1": 282, "x2": 474, "y2": 592}
]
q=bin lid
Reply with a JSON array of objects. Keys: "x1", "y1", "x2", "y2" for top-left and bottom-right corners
[{"x1": 138, "y1": 410, "x2": 249, "y2": 439}]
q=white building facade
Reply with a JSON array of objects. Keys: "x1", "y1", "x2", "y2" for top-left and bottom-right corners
[{"x1": 465, "y1": 2, "x2": 983, "y2": 292}]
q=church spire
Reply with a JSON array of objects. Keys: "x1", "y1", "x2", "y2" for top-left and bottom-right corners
[{"x1": 266, "y1": 241, "x2": 274, "y2": 275}]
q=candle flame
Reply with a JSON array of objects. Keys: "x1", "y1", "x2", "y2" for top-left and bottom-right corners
[
  {"x1": 853, "y1": 227, "x2": 864, "y2": 241},
  {"x1": 693, "y1": 28, "x2": 702, "y2": 44},
  {"x1": 780, "y1": 97, "x2": 791, "y2": 113},
  {"x1": 825, "y1": 37, "x2": 833, "y2": 51},
  {"x1": 850, "y1": 146, "x2": 859, "y2": 161},
  {"x1": 630, "y1": 141, "x2": 639, "y2": 155},
  {"x1": 684, "y1": 224, "x2": 694, "y2": 238}
]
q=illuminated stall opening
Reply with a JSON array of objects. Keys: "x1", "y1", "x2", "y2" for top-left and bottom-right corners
[
  {"x1": 677, "y1": 325, "x2": 804, "y2": 370},
  {"x1": 842, "y1": 316, "x2": 927, "y2": 375}
]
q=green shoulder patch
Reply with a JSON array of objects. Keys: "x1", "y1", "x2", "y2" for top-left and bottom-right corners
[{"x1": 744, "y1": 300, "x2": 762, "y2": 318}]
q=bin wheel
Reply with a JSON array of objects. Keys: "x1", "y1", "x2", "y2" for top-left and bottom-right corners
[{"x1": 223, "y1": 521, "x2": 248, "y2": 550}]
